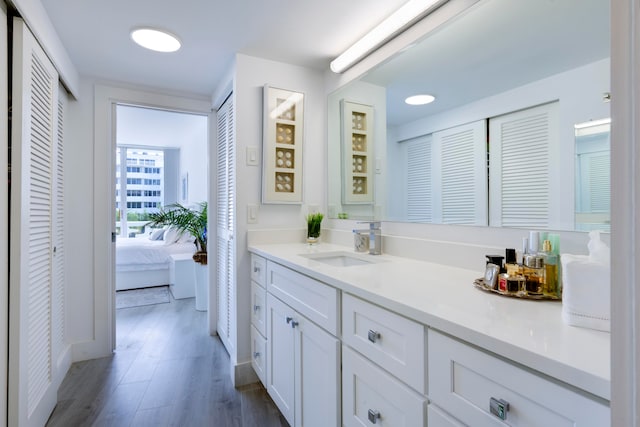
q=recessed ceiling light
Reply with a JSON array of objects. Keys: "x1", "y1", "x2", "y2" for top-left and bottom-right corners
[
  {"x1": 131, "y1": 27, "x2": 181, "y2": 53},
  {"x1": 405, "y1": 94, "x2": 436, "y2": 105}
]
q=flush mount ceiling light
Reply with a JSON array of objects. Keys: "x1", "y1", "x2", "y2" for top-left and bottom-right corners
[
  {"x1": 131, "y1": 27, "x2": 181, "y2": 53},
  {"x1": 330, "y1": 0, "x2": 444, "y2": 73},
  {"x1": 405, "y1": 94, "x2": 436, "y2": 105}
]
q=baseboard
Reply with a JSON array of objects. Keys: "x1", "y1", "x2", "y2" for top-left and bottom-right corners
[{"x1": 231, "y1": 359, "x2": 259, "y2": 387}]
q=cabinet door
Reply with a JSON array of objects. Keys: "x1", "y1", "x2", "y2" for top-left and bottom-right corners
[
  {"x1": 266, "y1": 294, "x2": 295, "y2": 426},
  {"x1": 297, "y1": 316, "x2": 340, "y2": 427}
]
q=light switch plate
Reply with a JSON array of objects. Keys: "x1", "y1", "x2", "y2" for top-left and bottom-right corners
[
  {"x1": 246, "y1": 146, "x2": 259, "y2": 166},
  {"x1": 247, "y1": 204, "x2": 259, "y2": 224}
]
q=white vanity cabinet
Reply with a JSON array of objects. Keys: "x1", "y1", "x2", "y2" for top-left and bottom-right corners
[
  {"x1": 427, "y1": 329, "x2": 609, "y2": 426},
  {"x1": 250, "y1": 255, "x2": 268, "y2": 386},
  {"x1": 265, "y1": 261, "x2": 340, "y2": 427}
]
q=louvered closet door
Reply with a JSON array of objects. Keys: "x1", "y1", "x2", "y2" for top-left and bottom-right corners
[
  {"x1": 216, "y1": 95, "x2": 236, "y2": 355},
  {"x1": 432, "y1": 120, "x2": 488, "y2": 225},
  {"x1": 489, "y1": 103, "x2": 558, "y2": 228},
  {"x1": 9, "y1": 18, "x2": 61, "y2": 427}
]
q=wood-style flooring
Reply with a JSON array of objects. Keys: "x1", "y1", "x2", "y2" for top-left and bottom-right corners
[{"x1": 46, "y1": 290, "x2": 289, "y2": 427}]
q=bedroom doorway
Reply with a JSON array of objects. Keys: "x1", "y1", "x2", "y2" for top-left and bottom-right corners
[{"x1": 113, "y1": 104, "x2": 209, "y2": 338}]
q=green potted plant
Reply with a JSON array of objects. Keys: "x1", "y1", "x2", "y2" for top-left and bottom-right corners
[
  {"x1": 146, "y1": 202, "x2": 208, "y2": 264},
  {"x1": 306, "y1": 212, "x2": 324, "y2": 244}
]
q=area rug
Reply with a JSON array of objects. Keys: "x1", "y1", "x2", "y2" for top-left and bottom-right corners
[{"x1": 116, "y1": 286, "x2": 171, "y2": 309}]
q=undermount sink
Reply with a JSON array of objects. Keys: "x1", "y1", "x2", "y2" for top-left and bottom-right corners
[{"x1": 299, "y1": 251, "x2": 377, "y2": 267}]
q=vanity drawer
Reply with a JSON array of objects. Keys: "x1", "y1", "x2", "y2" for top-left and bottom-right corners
[
  {"x1": 251, "y1": 281, "x2": 267, "y2": 336},
  {"x1": 342, "y1": 345, "x2": 425, "y2": 427},
  {"x1": 342, "y1": 293, "x2": 425, "y2": 393},
  {"x1": 428, "y1": 329, "x2": 610, "y2": 427},
  {"x1": 266, "y1": 261, "x2": 339, "y2": 335},
  {"x1": 251, "y1": 254, "x2": 267, "y2": 287},
  {"x1": 250, "y1": 325, "x2": 267, "y2": 386}
]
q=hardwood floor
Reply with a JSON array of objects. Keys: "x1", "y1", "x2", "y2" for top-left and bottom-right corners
[{"x1": 46, "y1": 290, "x2": 289, "y2": 427}]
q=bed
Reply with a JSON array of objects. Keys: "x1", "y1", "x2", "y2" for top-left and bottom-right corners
[{"x1": 116, "y1": 234, "x2": 195, "y2": 290}]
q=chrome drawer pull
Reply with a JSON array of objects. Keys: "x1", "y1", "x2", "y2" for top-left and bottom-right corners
[
  {"x1": 368, "y1": 329, "x2": 381, "y2": 343},
  {"x1": 253, "y1": 351, "x2": 260, "y2": 358},
  {"x1": 489, "y1": 397, "x2": 509, "y2": 420},
  {"x1": 253, "y1": 304, "x2": 260, "y2": 313},
  {"x1": 367, "y1": 409, "x2": 380, "y2": 424},
  {"x1": 286, "y1": 316, "x2": 293, "y2": 324},
  {"x1": 253, "y1": 265, "x2": 260, "y2": 273},
  {"x1": 290, "y1": 320, "x2": 299, "y2": 328}
]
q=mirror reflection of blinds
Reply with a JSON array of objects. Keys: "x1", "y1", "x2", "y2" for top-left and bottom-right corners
[
  {"x1": 490, "y1": 103, "x2": 557, "y2": 228},
  {"x1": 406, "y1": 136, "x2": 432, "y2": 222},
  {"x1": 440, "y1": 129, "x2": 477, "y2": 224}
]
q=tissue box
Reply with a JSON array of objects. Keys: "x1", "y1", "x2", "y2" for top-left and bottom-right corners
[{"x1": 560, "y1": 254, "x2": 610, "y2": 332}]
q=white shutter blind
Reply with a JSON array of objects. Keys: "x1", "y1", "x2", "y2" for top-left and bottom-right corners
[
  {"x1": 216, "y1": 94, "x2": 235, "y2": 354},
  {"x1": 9, "y1": 18, "x2": 60, "y2": 427},
  {"x1": 27, "y1": 49, "x2": 54, "y2": 415},
  {"x1": 588, "y1": 153, "x2": 610, "y2": 212},
  {"x1": 406, "y1": 136, "x2": 432, "y2": 222},
  {"x1": 432, "y1": 120, "x2": 487, "y2": 225},
  {"x1": 489, "y1": 103, "x2": 557, "y2": 228},
  {"x1": 52, "y1": 89, "x2": 66, "y2": 362}
]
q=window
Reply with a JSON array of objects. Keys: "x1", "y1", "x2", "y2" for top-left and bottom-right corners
[{"x1": 116, "y1": 146, "x2": 165, "y2": 237}]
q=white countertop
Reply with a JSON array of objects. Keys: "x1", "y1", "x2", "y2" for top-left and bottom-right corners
[{"x1": 249, "y1": 242, "x2": 610, "y2": 401}]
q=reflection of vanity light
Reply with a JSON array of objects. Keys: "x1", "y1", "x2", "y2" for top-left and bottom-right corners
[
  {"x1": 405, "y1": 94, "x2": 436, "y2": 105},
  {"x1": 330, "y1": 0, "x2": 443, "y2": 73}
]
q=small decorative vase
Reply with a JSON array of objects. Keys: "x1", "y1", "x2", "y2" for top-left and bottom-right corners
[{"x1": 306, "y1": 234, "x2": 320, "y2": 245}]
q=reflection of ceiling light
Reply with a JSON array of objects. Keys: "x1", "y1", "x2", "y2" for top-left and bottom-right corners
[
  {"x1": 405, "y1": 94, "x2": 435, "y2": 105},
  {"x1": 131, "y1": 28, "x2": 181, "y2": 52},
  {"x1": 330, "y1": 0, "x2": 444, "y2": 73}
]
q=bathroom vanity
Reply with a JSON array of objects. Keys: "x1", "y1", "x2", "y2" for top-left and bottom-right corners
[{"x1": 248, "y1": 242, "x2": 610, "y2": 427}]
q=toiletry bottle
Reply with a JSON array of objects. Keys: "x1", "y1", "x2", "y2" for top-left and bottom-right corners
[
  {"x1": 522, "y1": 254, "x2": 544, "y2": 295},
  {"x1": 505, "y1": 248, "x2": 520, "y2": 276},
  {"x1": 540, "y1": 239, "x2": 558, "y2": 297}
]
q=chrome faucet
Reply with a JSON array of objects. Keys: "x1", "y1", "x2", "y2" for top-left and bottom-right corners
[{"x1": 353, "y1": 221, "x2": 382, "y2": 255}]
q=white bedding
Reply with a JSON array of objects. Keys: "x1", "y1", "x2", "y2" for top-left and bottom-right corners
[{"x1": 116, "y1": 238, "x2": 195, "y2": 272}]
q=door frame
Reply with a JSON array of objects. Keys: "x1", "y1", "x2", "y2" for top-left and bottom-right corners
[{"x1": 87, "y1": 84, "x2": 214, "y2": 359}]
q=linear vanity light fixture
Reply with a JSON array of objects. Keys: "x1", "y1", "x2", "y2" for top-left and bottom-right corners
[
  {"x1": 330, "y1": 0, "x2": 445, "y2": 73},
  {"x1": 131, "y1": 27, "x2": 181, "y2": 53}
]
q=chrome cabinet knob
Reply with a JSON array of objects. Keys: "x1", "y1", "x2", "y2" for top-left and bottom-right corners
[
  {"x1": 253, "y1": 266, "x2": 260, "y2": 273},
  {"x1": 253, "y1": 304, "x2": 260, "y2": 313},
  {"x1": 367, "y1": 409, "x2": 380, "y2": 424},
  {"x1": 368, "y1": 329, "x2": 381, "y2": 343},
  {"x1": 286, "y1": 316, "x2": 293, "y2": 324},
  {"x1": 253, "y1": 351, "x2": 260, "y2": 358},
  {"x1": 490, "y1": 397, "x2": 509, "y2": 420}
]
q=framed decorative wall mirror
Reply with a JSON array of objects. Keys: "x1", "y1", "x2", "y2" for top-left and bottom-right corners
[{"x1": 327, "y1": 0, "x2": 610, "y2": 231}]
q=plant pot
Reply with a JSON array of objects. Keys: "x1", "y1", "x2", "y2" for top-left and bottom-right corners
[{"x1": 194, "y1": 262, "x2": 208, "y2": 311}]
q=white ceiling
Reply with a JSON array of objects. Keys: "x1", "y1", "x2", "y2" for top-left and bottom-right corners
[{"x1": 39, "y1": 0, "x2": 409, "y2": 97}]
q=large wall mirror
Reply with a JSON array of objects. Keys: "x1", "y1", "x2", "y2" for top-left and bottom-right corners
[{"x1": 327, "y1": 0, "x2": 610, "y2": 231}]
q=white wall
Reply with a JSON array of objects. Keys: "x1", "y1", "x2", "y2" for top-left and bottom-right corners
[
  {"x1": 387, "y1": 58, "x2": 610, "y2": 229},
  {"x1": 231, "y1": 54, "x2": 325, "y2": 380}
]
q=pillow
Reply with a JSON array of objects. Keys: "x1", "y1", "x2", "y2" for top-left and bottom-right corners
[
  {"x1": 177, "y1": 231, "x2": 195, "y2": 244},
  {"x1": 148, "y1": 228, "x2": 165, "y2": 241},
  {"x1": 163, "y1": 227, "x2": 181, "y2": 245}
]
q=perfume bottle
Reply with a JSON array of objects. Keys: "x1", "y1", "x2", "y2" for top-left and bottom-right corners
[
  {"x1": 540, "y1": 239, "x2": 559, "y2": 297},
  {"x1": 505, "y1": 248, "x2": 520, "y2": 276},
  {"x1": 522, "y1": 254, "x2": 544, "y2": 295}
]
